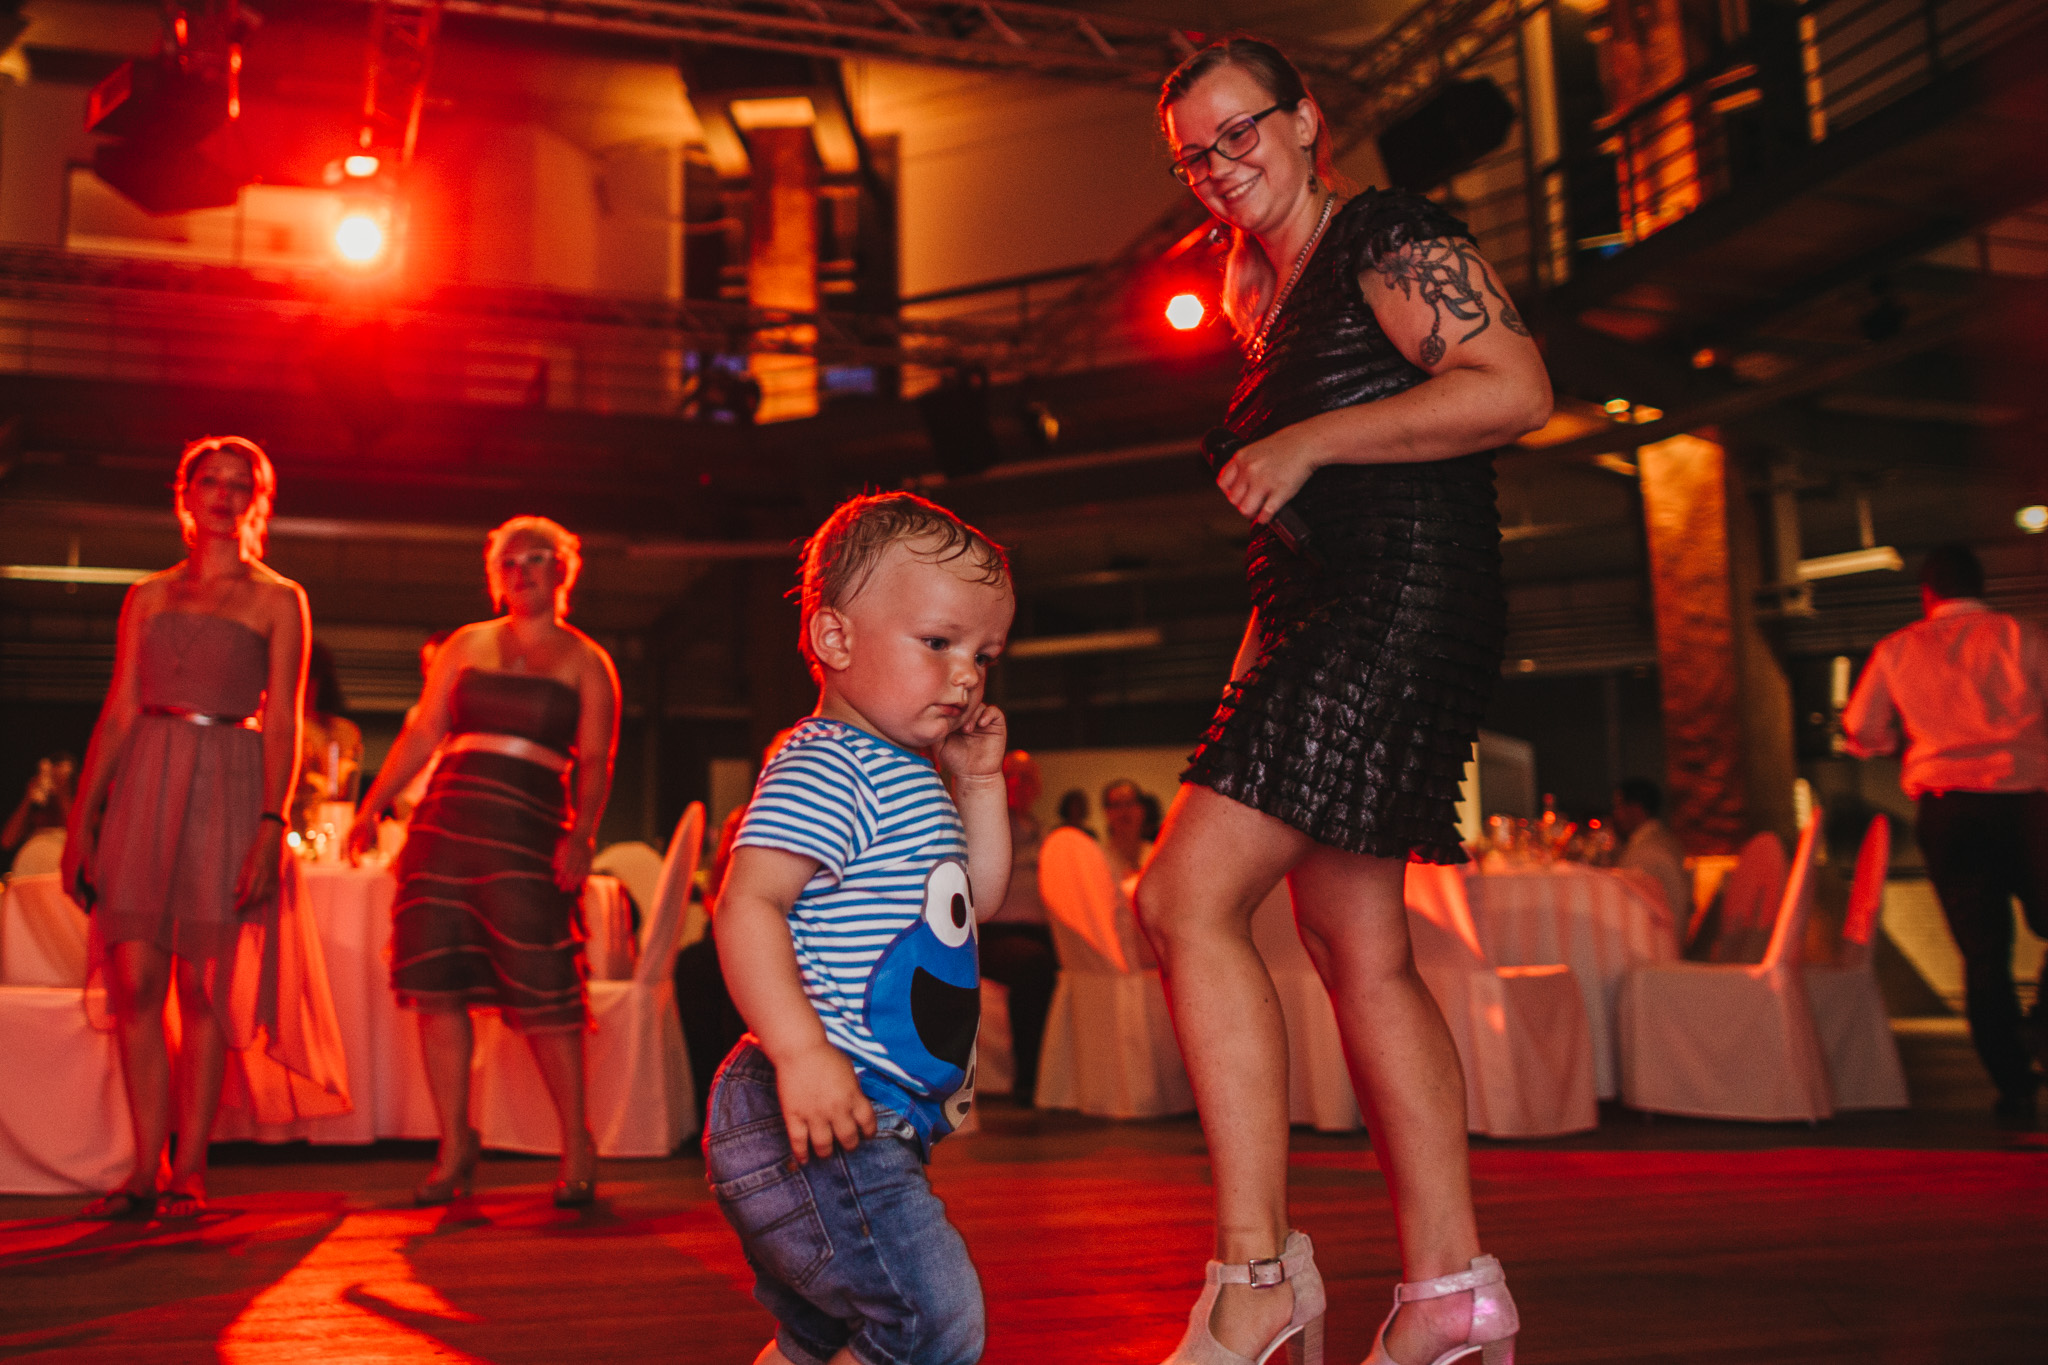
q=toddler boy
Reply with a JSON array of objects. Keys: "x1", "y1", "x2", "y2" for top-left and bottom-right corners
[{"x1": 709, "y1": 491, "x2": 1014, "y2": 1365}]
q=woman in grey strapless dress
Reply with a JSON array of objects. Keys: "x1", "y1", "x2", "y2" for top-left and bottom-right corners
[{"x1": 63, "y1": 436, "x2": 340, "y2": 1220}]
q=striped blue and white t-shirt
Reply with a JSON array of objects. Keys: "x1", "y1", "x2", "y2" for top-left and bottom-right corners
[{"x1": 734, "y1": 716, "x2": 982, "y2": 1152}]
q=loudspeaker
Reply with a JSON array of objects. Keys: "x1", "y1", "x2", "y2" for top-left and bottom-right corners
[
  {"x1": 87, "y1": 55, "x2": 251, "y2": 214},
  {"x1": 917, "y1": 368, "x2": 999, "y2": 477},
  {"x1": 1376, "y1": 78, "x2": 1517, "y2": 191}
]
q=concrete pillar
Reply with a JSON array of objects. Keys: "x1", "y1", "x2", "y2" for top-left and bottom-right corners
[{"x1": 1638, "y1": 431, "x2": 1798, "y2": 852}]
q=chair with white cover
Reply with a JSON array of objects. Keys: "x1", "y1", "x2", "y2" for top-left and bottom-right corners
[
  {"x1": 8, "y1": 827, "x2": 66, "y2": 878},
  {"x1": 1703, "y1": 831, "x2": 1787, "y2": 962},
  {"x1": 0, "y1": 874, "x2": 133, "y2": 1194},
  {"x1": 1804, "y1": 815, "x2": 1909, "y2": 1109},
  {"x1": 1405, "y1": 865, "x2": 1598, "y2": 1138},
  {"x1": 1617, "y1": 811, "x2": 1834, "y2": 1122},
  {"x1": 1248, "y1": 884, "x2": 1362, "y2": 1131},
  {"x1": 474, "y1": 803, "x2": 705, "y2": 1157},
  {"x1": 1033, "y1": 827, "x2": 1193, "y2": 1119},
  {"x1": 592, "y1": 840, "x2": 663, "y2": 921}
]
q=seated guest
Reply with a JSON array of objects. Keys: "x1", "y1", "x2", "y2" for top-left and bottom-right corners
[
  {"x1": 1102, "y1": 778, "x2": 1154, "y2": 888},
  {"x1": 290, "y1": 641, "x2": 363, "y2": 833},
  {"x1": 979, "y1": 750, "x2": 1058, "y2": 1103},
  {"x1": 1614, "y1": 777, "x2": 1691, "y2": 947},
  {"x1": 1054, "y1": 788, "x2": 1092, "y2": 833},
  {"x1": 4, "y1": 752, "x2": 75, "y2": 874}
]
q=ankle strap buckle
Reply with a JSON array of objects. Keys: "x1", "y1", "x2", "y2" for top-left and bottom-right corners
[{"x1": 1246, "y1": 1256, "x2": 1286, "y2": 1288}]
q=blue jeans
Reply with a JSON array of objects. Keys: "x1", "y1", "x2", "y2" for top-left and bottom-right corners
[{"x1": 705, "y1": 1043, "x2": 985, "y2": 1365}]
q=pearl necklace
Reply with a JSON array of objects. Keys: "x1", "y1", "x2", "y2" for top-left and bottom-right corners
[{"x1": 1248, "y1": 193, "x2": 1336, "y2": 363}]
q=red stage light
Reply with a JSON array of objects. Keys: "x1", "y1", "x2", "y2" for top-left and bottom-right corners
[
  {"x1": 334, "y1": 211, "x2": 387, "y2": 265},
  {"x1": 1166, "y1": 293, "x2": 1206, "y2": 331},
  {"x1": 343, "y1": 153, "x2": 381, "y2": 178}
]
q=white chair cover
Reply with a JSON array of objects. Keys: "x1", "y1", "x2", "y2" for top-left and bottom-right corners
[
  {"x1": 0, "y1": 872, "x2": 90, "y2": 987},
  {"x1": 1248, "y1": 884, "x2": 1362, "y2": 1131},
  {"x1": 8, "y1": 827, "x2": 66, "y2": 878},
  {"x1": 1709, "y1": 831, "x2": 1788, "y2": 963},
  {"x1": 1406, "y1": 865, "x2": 1599, "y2": 1138},
  {"x1": 1618, "y1": 812, "x2": 1835, "y2": 1122},
  {"x1": 1033, "y1": 828, "x2": 1192, "y2": 1119},
  {"x1": 972, "y1": 980, "x2": 1015, "y2": 1098},
  {"x1": 1805, "y1": 815, "x2": 1909, "y2": 1109},
  {"x1": 473, "y1": 803, "x2": 705, "y2": 1157},
  {"x1": 580, "y1": 875, "x2": 637, "y2": 982},
  {"x1": 591, "y1": 840, "x2": 663, "y2": 924},
  {"x1": 0, "y1": 986, "x2": 135, "y2": 1193}
]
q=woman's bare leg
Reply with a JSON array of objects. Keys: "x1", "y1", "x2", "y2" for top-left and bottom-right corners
[
  {"x1": 416, "y1": 1005, "x2": 476, "y2": 1174},
  {"x1": 524, "y1": 1028, "x2": 596, "y2": 1184},
  {"x1": 1289, "y1": 847, "x2": 1481, "y2": 1362},
  {"x1": 107, "y1": 941, "x2": 173, "y2": 1196},
  {"x1": 166, "y1": 954, "x2": 229, "y2": 1199},
  {"x1": 1134, "y1": 785, "x2": 1310, "y2": 1355}
]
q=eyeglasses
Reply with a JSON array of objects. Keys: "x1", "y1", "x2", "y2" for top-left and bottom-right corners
[
  {"x1": 1169, "y1": 104, "x2": 1288, "y2": 185},
  {"x1": 495, "y1": 548, "x2": 557, "y2": 574}
]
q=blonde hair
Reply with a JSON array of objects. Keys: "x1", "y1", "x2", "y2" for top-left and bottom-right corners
[
  {"x1": 485, "y1": 515, "x2": 582, "y2": 617},
  {"x1": 795, "y1": 492, "x2": 1009, "y2": 683},
  {"x1": 174, "y1": 435, "x2": 276, "y2": 560},
  {"x1": 1159, "y1": 37, "x2": 1343, "y2": 342}
]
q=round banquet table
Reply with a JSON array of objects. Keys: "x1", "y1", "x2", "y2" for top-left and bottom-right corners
[{"x1": 1463, "y1": 864, "x2": 1677, "y2": 1099}]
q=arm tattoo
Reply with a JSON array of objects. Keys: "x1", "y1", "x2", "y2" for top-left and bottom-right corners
[{"x1": 1370, "y1": 237, "x2": 1530, "y2": 366}]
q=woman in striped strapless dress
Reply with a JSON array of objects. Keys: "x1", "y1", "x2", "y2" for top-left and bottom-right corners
[{"x1": 349, "y1": 516, "x2": 621, "y2": 1208}]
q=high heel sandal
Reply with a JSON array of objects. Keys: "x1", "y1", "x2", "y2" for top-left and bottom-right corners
[
  {"x1": 413, "y1": 1128, "x2": 481, "y2": 1206},
  {"x1": 1163, "y1": 1230, "x2": 1325, "y2": 1365},
  {"x1": 1362, "y1": 1255, "x2": 1519, "y2": 1365}
]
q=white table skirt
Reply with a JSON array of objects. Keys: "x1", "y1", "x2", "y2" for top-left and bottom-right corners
[{"x1": 1464, "y1": 866, "x2": 1677, "y2": 1099}]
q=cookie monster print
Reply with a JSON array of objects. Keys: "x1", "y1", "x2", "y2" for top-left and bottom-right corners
[{"x1": 865, "y1": 859, "x2": 981, "y2": 1100}]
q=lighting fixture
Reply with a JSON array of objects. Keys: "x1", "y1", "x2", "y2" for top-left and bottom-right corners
[
  {"x1": 1165, "y1": 293, "x2": 1206, "y2": 331},
  {"x1": 2017, "y1": 505, "x2": 2048, "y2": 534}
]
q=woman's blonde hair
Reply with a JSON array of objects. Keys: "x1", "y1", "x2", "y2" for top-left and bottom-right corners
[
  {"x1": 1159, "y1": 38, "x2": 1343, "y2": 343},
  {"x1": 173, "y1": 435, "x2": 276, "y2": 561},
  {"x1": 485, "y1": 515, "x2": 582, "y2": 617}
]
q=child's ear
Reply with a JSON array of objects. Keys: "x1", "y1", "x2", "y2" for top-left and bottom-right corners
[{"x1": 809, "y1": 607, "x2": 854, "y2": 672}]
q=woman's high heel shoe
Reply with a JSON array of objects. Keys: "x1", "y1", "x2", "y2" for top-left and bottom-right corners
[
  {"x1": 1164, "y1": 1230, "x2": 1325, "y2": 1365},
  {"x1": 413, "y1": 1128, "x2": 481, "y2": 1206},
  {"x1": 1362, "y1": 1255, "x2": 1518, "y2": 1365}
]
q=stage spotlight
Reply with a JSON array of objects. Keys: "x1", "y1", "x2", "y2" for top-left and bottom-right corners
[
  {"x1": 2017, "y1": 505, "x2": 2048, "y2": 534},
  {"x1": 334, "y1": 210, "x2": 388, "y2": 265},
  {"x1": 1166, "y1": 293, "x2": 1206, "y2": 331},
  {"x1": 343, "y1": 153, "x2": 381, "y2": 178}
]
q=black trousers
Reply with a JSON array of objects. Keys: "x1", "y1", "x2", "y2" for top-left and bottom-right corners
[
  {"x1": 1915, "y1": 790, "x2": 2048, "y2": 1098},
  {"x1": 978, "y1": 923, "x2": 1057, "y2": 1104}
]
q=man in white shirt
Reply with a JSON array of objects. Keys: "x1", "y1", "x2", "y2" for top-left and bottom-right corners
[
  {"x1": 1612, "y1": 778, "x2": 1692, "y2": 954},
  {"x1": 1844, "y1": 543, "x2": 2048, "y2": 1122}
]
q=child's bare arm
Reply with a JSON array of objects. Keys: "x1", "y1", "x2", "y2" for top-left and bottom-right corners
[
  {"x1": 715, "y1": 844, "x2": 879, "y2": 1160},
  {"x1": 938, "y1": 702, "x2": 1011, "y2": 919}
]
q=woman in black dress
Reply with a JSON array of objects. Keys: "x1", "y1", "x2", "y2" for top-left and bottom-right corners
[
  {"x1": 347, "y1": 516, "x2": 620, "y2": 1207},
  {"x1": 1136, "y1": 40, "x2": 1552, "y2": 1365}
]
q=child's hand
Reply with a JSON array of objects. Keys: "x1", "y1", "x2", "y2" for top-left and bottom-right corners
[
  {"x1": 937, "y1": 701, "x2": 1007, "y2": 784},
  {"x1": 777, "y1": 1041, "x2": 878, "y2": 1162}
]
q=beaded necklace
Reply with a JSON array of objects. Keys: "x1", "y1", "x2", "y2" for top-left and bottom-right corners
[{"x1": 1247, "y1": 193, "x2": 1336, "y2": 364}]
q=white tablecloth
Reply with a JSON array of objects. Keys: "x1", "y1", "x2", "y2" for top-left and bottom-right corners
[{"x1": 1464, "y1": 866, "x2": 1677, "y2": 1099}]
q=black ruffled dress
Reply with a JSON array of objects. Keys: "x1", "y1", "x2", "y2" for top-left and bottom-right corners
[{"x1": 1182, "y1": 190, "x2": 1507, "y2": 864}]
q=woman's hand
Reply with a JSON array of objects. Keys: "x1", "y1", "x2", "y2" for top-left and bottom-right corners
[
  {"x1": 60, "y1": 830, "x2": 94, "y2": 910},
  {"x1": 345, "y1": 807, "x2": 382, "y2": 864},
  {"x1": 553, "y1": 831, "x2": 594, "y2": 892},
  {"x1": 1216, "y1": 426, "x2": 1323, "y2": 525},
  {"x1": 938, "y1": 701, "x2": 1007, "y2": 784},
  {"x1": 235, "y1": 819, "x2": 286, "y2": 917}
]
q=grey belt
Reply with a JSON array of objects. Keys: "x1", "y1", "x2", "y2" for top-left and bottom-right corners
[{"x1": 143, "y1": 704, "x2": 259, "y2": 730}]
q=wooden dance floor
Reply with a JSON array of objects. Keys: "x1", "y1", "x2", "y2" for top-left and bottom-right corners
[{"x1": 3, "y1": 1027, "x2": 2042, "y2": 1363}]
